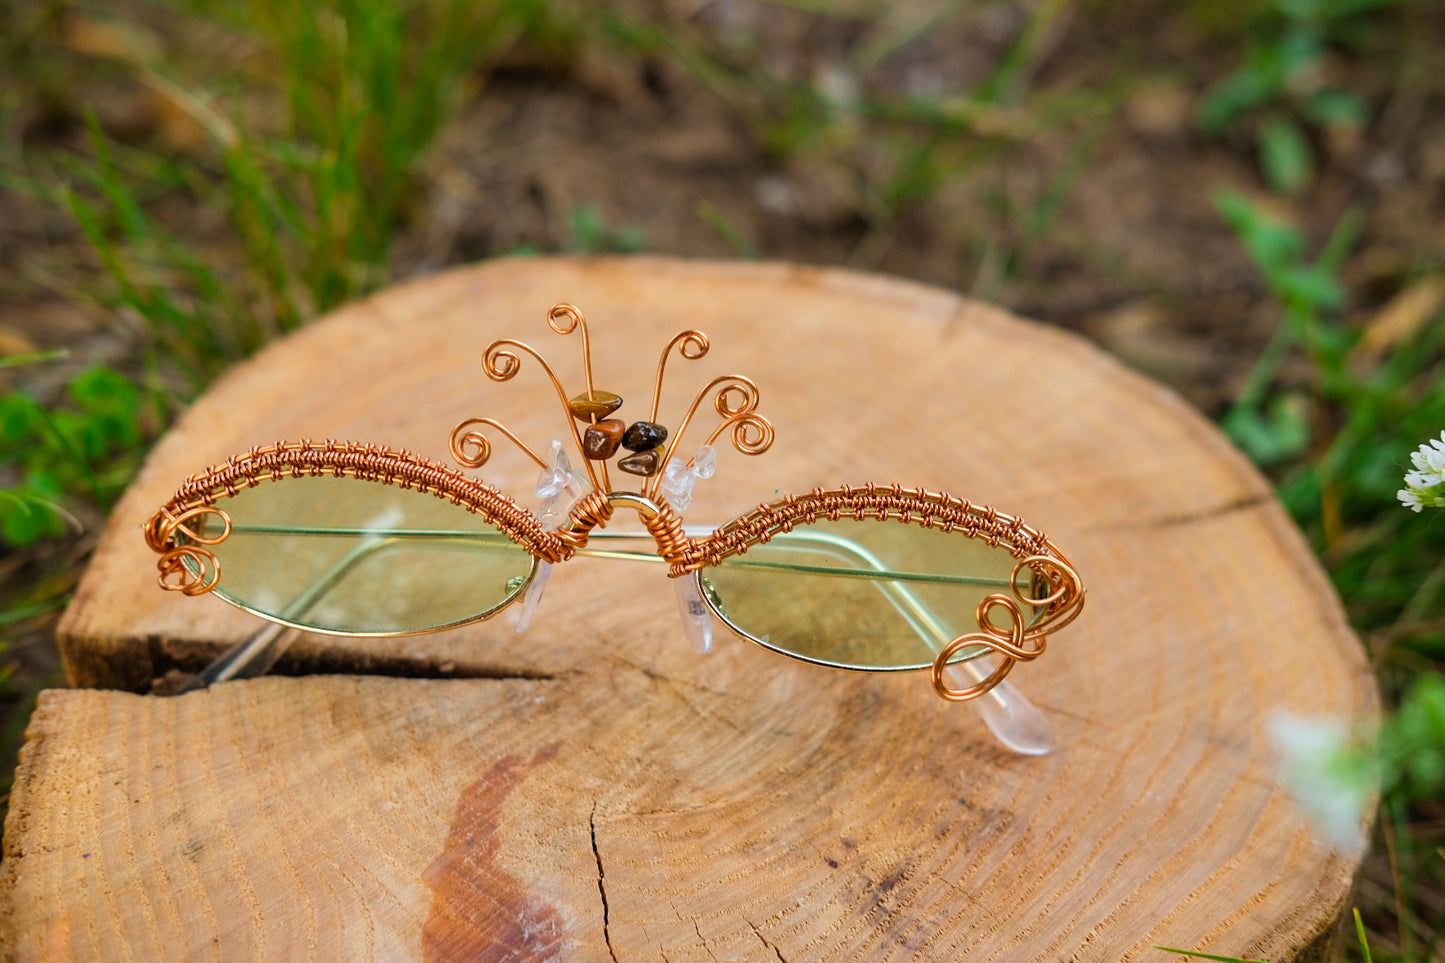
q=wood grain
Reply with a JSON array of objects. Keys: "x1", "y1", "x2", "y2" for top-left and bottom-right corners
[{"x1": 3, "y1": 257, "x2": 1375, "y2": 961}]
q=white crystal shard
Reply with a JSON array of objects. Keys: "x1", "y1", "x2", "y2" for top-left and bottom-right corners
[
  {"x1": 673, "y1": 578, "x2": 713, "y2": 654},
  {"x1": 515, "y1": 561, "x2": 552, "y2": 633},
  {"x1": 693, "y1": 444, "x2": 717, "y2": 479},
  {"x1": 658, "y1": 445, "x2": 719, "y2": 512},
  {"x1": 659, "y1": 458, "x2": 697, "y2": 511},
  {"x1": 535, "y1": 441, "x2": 572, "y2": 498},
  {"x1": 535, "y1": 440, "x2": 589, "y2": 530}
]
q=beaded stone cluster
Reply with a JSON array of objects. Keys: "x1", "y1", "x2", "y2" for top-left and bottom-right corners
[{"x1": 570, "y1": 389, "x2": 669, "y2": 476}]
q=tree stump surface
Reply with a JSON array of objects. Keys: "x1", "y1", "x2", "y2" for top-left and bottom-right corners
[{"x1": 4, "y1": 257, "x2": 1374, "y2": 961}]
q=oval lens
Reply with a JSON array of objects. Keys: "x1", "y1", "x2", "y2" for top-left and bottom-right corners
[
  {"x1": 179, "y1": 474, "x2": 535, "y2": 635},
  {"x1": 699, "y1": 517, "x2": 1044, "y2": 671}
]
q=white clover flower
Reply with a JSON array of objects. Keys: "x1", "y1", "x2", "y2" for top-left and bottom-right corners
[
  {"x1": 1267, "y1": 711, "x2": 1375, "y2": 851},
  {"x1": 1410, "y1": 431, "x2": 1445, "y2": 478},
  {"x1": 1399, "y1": 431, "x2": 1445, "y2": 512}
]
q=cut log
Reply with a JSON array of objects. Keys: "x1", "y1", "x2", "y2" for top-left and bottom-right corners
[{"x1": 4, "y1": 257, "x2": 1375, "y2": 961}]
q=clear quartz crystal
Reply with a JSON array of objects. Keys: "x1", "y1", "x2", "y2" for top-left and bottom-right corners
[
  {"x1": 659, "y1": 444, "x2": 717, "y2": 512},
  {"x1": 943, "y1": 658, "x2": 1056, "y2": 755},
  {"x1": 660, "y1": 447, "x2": 717, "y2": 654},
  {"x1": 514, "y1": 560, "x2": 552, "y2": 633},
  {"x1": 536, "y1": 441, "x2": 589, "y2": 531},
  {"x1": 673, "y1": 577, "x2": 713, "y2": 654},
  {"x1": 519, "y1": 442, "x2": 589, "y2": 633},
  {"x1": 693, "y1": 444, "x2": 717, "y2": 479}
]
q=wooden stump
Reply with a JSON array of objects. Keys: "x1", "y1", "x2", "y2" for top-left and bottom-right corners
[{"x1": 4, "y1": 257, "x2": 1375, "y2": 961}]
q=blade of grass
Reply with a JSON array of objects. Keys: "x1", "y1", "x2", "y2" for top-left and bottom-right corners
[
  {"x1": 1154, "y1": 947, "x2": 1273, "y2": 962},
  {"x1": 1354, "y1": 907, "x2": 1374, "y2": 963}
]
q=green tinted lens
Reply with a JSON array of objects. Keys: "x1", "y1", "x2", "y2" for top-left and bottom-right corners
[
  {"x1": 699, "y1": 518, "x2": 1041, "y2": 670},
  {"x1": 181, "y1": 475, "x2": 534, "y2": 634}
]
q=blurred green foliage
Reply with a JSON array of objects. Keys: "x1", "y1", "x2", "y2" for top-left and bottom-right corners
[
  {"x1": 1198, "y1": 0, "x2": 1411, "y2": 193},
  {"x1": 1216, "y1": 189, "x2": 1445, "y2": 660},
  {"x1": 46, "y1": 0, "x2": 554, "y2": 392},
  {"x1": 0, "y1": 365, "x2": 145, "y2": 547}
]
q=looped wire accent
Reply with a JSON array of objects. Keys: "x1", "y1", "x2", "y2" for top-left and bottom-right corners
[
  {"x1": 649, "y1": 374, "x2": 767, "y2": 500},
  {"x1": 157, "y1": 545, "x2": 221, "y2": 596},
  {"x1": 702, "y1": 410, "x2": 774, "y2": 458},
  {"x1": 546, "y1": 302, "x2": 597, "y2": 400},
  {"x1": 478, "y1": 335, "x2": 601, "y2": 491},
  {"x1": 547, "y1": 302, "x2": 585, "y2": 335},
  {"x1": 930, "y1": 555, "x2": 1086, "y2": 701},
  {"x1": 449, "y1": 417, "x2": 548, "y2": 470},
  {"x1": 930, "y1": 594, "x2": 1038, "y2": 702},
  {"x1": 147, "y1": 505, "x2": 232, "y2": 595},
  {"x1": 648, "y1": 329, "x2": 710, "y2": 424},
  {"x1": 482, "y1": 341, "x2": 524, "y2": 382}
]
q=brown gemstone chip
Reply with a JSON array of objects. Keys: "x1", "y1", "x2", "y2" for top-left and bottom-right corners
[
  {"x1": 617, "y1": 445, "x2": 666, "y2": 477},
  {"x1": 568, "y1": 390, "x2": 623, "y2": 421},
  {"x1": 581, "y1": 419, "x2": 626, "y2": 460},
  {"x1": 622, "y1": 420, "x2": 667, "y2": 451}
]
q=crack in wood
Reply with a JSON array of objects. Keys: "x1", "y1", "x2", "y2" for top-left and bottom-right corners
[
  {"x1": 747, "y1": 919, "x2": 788, "y2": 963},
  {"x1": 693, "y1": 921, "x2": 720, "y2": 963},
  {"x1": 590, "y1": 803, "x2": 619, "y2": 963},
  {"x1": 1094, "y1": 493, "x2": 1272, "y2": 532}
]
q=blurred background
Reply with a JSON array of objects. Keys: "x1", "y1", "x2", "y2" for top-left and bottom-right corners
[{"x1": 1, "y1": 1, "x2": 1442, "y2": 957}]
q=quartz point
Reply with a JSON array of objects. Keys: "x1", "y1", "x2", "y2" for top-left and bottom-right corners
[
  {"x1": 673, "y1": 578, "x2": 713, "y2": 654},
  {"x1": 514, "y1": 561, "x2": 552, "y2": 633},
  {"x1": 943, "y1": 657, "x2": 1055, "y2": 755}
]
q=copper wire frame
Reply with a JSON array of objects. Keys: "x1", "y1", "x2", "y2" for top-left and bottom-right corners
[{"x1": 144, "y1": 304, "x2": 1085, "y2": 703}]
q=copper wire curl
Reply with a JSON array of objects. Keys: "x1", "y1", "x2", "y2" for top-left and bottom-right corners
[
  {"x1": 449, "y1": 417, "x2": 548, "y2": 470},
  {"x1": 648, "y1": 375, "x2": 771, "y2": 500}
]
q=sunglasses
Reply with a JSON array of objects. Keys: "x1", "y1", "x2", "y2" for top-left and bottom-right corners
[{"x1": 143, "y1": 303, "x2": 1084, "y2": 753}]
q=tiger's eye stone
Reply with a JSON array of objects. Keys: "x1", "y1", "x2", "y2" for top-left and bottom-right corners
[
  {"x1": 622, "y1": 420, "x2": 667, "y2": 452},
  {"x1": 581, "y1": 419, "x2": 626, "y2": 460},
  {"x1": 618, "y1": 445, "x2": 666, "y2": 477},
  {"x1": 568, "y1": 391, "x2": 623, "y2": 422}
]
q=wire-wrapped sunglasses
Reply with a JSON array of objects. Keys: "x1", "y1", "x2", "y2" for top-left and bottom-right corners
[{"x1": 144, "y1": 304, "x2": 1084, "y2": 753}]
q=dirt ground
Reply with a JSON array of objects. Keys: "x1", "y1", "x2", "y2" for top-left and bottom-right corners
[{"x1": 2, "y1": 0, "x2": 1443, "y2": 949}]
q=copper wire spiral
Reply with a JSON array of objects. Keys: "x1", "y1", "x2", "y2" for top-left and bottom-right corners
[
  {"x1": 648, "y1": 329, "x2": 710, "y2": 424},
  {"x1": 147, "y1": 504, "x2": 232, "y2": 594},
  {"x1": 648, "y1": 374, "x2": 771, "y2": 499},
  {"x1": 448, "y1": 417, "x2": 548, "y2": 470}
]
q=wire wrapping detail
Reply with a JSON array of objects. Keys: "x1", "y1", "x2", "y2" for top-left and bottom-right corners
[
  {"x1": 145, "y1": 441, "x2": 577, "y2": 597},
  {"x1": 670, "y1": 484, "x2": 1056, "y2": 575},
  {"x1": 553, "y1": 489, "x2": 615, "y2": 553}
]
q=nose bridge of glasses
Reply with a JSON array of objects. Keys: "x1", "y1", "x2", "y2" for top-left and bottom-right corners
[{"x1": 581, "y1": 490, "x2": 694, "y2": 570}]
